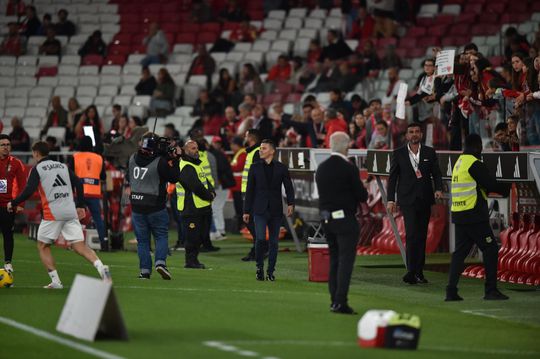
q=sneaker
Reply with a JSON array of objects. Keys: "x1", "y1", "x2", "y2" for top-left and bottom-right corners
[
  {"x1": 43, "y1": 282, "x2": 63, "y2": 289},
  {"x1": 99, "y1": 265, "x2": 112, "y2": 283},
  {"x1": 4, "y1": 263, "x2": 13, "y2": 273},
  {"x1": 484, "y1": 289, "x2": 509, "y2": 300},
  {"x1": 138, "y1": 272, "x2": 150, "y2": 279},
  {"x1": 256, "y1": 267, "x2": 265, "y2": 281},
  {"x1": 156, "y1": 265, "x2": 172, "y2": 280},
  {"x1": 266, "y1": 272, "x2": 275, "y2": 281},
  {"x1": 173, "y1": 243, "x2": 185, "y2": 251},
  {"x1": 330, "y1": 304, "x2": 357, "y2": 315},
  {"x1": 211, "y1": 232, "x2": 227, "y2": 241}
]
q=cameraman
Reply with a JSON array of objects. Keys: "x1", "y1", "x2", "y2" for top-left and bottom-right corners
[{"x1": 127, "y1": 132, "x2": 180, "y2": 280}]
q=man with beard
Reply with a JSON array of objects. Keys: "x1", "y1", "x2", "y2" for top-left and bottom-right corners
[{"x1": 387, "y1": 123, "x2": 443, "y2": 284}]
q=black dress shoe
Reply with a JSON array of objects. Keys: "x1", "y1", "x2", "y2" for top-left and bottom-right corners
[
  {"x1": 402, "y1": 272, "x2": 418, "y2": 285},
  {"x1": 415, "y1": 274, "x2": 428, "y2": 284},
  {"x1": 330, "y1": 304, "x2": 357, "y2": 315},
  {"x1": 200, "y1": 246, "x2": 220, "y2": 252},
  {"x1": 138, "y1": 273, "x2": 150, "y2": 279},
  {"x1": 256, "y1": 267, "x2": 265, "y2": 281},
  {"x1": 445, "y1": 286, "x2": 463, "y2": 301},
  {"x1": 184, "y1": 263, "x2": 206, "y2": 269},
  {"x1": 484, "y1": 289, "x2": 509, "y2": 300},
  {"x1": 266, "y1": 272, "x2": 275, "y2": 281}
]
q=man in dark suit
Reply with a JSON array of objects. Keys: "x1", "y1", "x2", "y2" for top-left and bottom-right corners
[
  {"x1": 387, "y1": 123, "x2": 443, "y2": 284},
  {"x1": 243, "y1": 139, "x2": 295, "y2": 281},
  {"x1": 316, "y1": 132, "x2": 368, "y2": 314}
]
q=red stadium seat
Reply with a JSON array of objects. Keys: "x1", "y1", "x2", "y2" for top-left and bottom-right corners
[
  {"x1": 181, "y1": 23, "x2": 201, "y2": 33},
  {"x1": 407, "y1": 26, "x2": 426, "y2": 38},
  {"x1": 82, "y1": 55, "x2": 103, "y2": 66},
  {"x1": 130, "y1": 44, "x2": 147, "y2": 54},
  {"x1": 434, "y1": 15, "x2": 454, "y2": 26},
  {"x1": 399, "y1": 38, "x2": 417, "y2": 49},
  {"x1": 487, "y1": 2, "x2": 506, "y2": 13},
  {"x1": 429, "y1": 25, "x2": 448, "y2": 37},
  {"x1": 108, "y1": 44, "x2": 131, "y2": 56},
  {"x1": 113, "y1": 33, "x2": 133, "y2": 46},
  {"x1": 377, "y1": 37, "x2": 398, "y2": 48},
  {"x1": 161, "y1": 23, "x2": 180, "y2": 33},
  {"x1": 176, "y1": 33, "x2": 197, "y2": 44},
  {"x1": 464, "y1": 4, "x2": 483, "y2": 13},
  {"x1": 223, "y1": 22, "x2": 240, "y2": 31},
  {"x1": 471, "y1": 24, "x2": 500, "y2": 36},
  {"x1": 201, "y1": 22, "x2": 221, "y2": 34},
  {"x1": 197, "y1": 32, "x2": 218, "y2": 44},
  {"x1": 262, "y1": 93, "x2": 283, "y2": 107},
  {"x1": 141, "y1": 13, "x2": 161, "y2": 24},
  {"x1": 455, "y1": 13, "x2": 476, "y2": 24},
  {"x1": 449, "y1": 26, "x2": 470, "y2": 36},
  {"x1": 417, "y1": 36, "x2": 439, "y2": 48},
  {"x1": 105, "y1": 55, "x2": 126, "y2": 66}
]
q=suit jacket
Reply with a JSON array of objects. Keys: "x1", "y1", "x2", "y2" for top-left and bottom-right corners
[
  {"x1": 244, "y1": 160, "x2": 295, "y2": 216},
  {"x1": 315, "y1": 154, "x2": 368, "y2": 217},
  {"x1": 387, "y1": 144, "x2": 443, "y2": 206}
]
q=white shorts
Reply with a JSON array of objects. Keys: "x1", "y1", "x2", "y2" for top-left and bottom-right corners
[{"x1": 37, "y1": 219, "x2": 84, "y2": 244}]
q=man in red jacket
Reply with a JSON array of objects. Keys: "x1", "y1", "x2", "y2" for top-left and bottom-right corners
[
  {"x1": 229, "y1": 136, "x2": 246, "y2": 231},
  {"x1": 324, "y1": 109, "x2": 348, "y2": 148},
  {"x1": 0, "y1": 134, "x2": 27, "y2": 273}
]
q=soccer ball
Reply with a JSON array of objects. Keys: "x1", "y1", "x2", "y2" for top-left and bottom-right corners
[{"x1": 0, "y1": 269, "x2": 13, "y2": 288}]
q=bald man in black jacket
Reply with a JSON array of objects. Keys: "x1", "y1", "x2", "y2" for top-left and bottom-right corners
[{"x1": 316, "y1": 132, "x2": 368, "y2": 314}]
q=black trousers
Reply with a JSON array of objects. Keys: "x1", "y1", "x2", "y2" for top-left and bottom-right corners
[
  {"x1": 0, "y1": 207, "x2": 15, "y2": 263},
  {"x1": 183, "y1": 215, "x2": 210, "y2": 265},
  {"x1": 447, "y1": 221, "x2": 499, "y2": 293},
  {"x1": 401, "y1": 202, "x2": 431, "y2": 275},
  {"x1": 201, "y1": 213, "x2": 213, "y2": 249},
  {"x1": 323, "y1": 216, "x2": 359, "y2": 306}
]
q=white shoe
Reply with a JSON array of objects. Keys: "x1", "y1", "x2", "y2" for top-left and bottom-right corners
[
  {"x1": 44, "y1": 282, "x2": 63, "y2": 289},
  {"x1": 210, "y1": 232, "x2": 226, "y2": 241},
  {"x1": 4, "y1": 263, "x2": 13, "y2": 273},
  {"x1": 99, "y1": 265, "x2": 113, "y2": 283}
]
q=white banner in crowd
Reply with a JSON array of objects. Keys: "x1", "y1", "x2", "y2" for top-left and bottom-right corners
[
  {"x1": 435, "y1": 49, "x2": 455, "y2": 77},
  {"x1": 395, "y1": 82, "x2": 408, "y2": 119}
]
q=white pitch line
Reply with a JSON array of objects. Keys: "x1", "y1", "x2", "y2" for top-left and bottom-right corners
[
  {"x1": 211, "y1": 339, "x2": 540, "y2": 357},
  {"x1": 0, "y1": 316, "x2": 125, "y2": 359},
  {"x1": 203, "y1": 341, "x2": 280, "y2": 359}
]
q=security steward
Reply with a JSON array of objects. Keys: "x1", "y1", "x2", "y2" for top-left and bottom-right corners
[
  {"x1": 190, "y1": 130, "x2": 220, "y2": 252},
  {"x1": 127, "y1": 132, "x2": 181, "y2": 280},
  {"x1": 446, "y1": 134, "x2": 511, "y2": 301},
  {"x1": 177, "y1": 140, "x2": 216, "y2": 269},
  {"x1": 240, "y1": 129, "x2": 263, "y2": 262},
  {"x1": 68, "y1": 136, "x2": 108, "y2": 251},
  {"x1": 315, "y1": 132, "x2": 367, "y2": 314}
]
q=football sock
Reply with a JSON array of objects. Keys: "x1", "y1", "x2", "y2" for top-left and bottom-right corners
[{"x1": 48, "y1": 270, "x2": 61, "y2": 284}]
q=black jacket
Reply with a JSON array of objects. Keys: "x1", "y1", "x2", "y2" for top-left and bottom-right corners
[
  {"x1": 244, "y1": 160, "x2": 295, "y2": 216},
  {"x1": 126, "y1": 152, "x2": 181, "y2": 214},
  {"x1": 452, "y1": 154, "x2": 511, "y2": 224},
  {"x1": 178, "y1": 155, "x2": 215, "y2": 217},
  {"x1": 387, "y1": 144, "x2": 443, "y2": 206},
  {"x1": 209, "y1": 147, "x2": 235, "y2": 189},
  {"x1": 315, "y1": 154, "x2": 367, "y2": 217}
]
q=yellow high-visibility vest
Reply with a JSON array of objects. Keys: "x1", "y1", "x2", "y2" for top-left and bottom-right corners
[
  {"x1": 198, "y1": 150, "x2": 215, "y2": 186},
  {"x1": 241, "y1": 146, "x2": 260, "y2": 193},
  {"x1": 451, "y1": 154, "x2": 487, "y2": 212},
  {"x1": 176, "y1": 160, "x2": 211, "y2": 211}
]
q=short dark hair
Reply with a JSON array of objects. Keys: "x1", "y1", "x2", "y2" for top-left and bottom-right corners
[
  {"x1": 261, "y1": 139, "x2": 276, "y2": 149},
  {"x1": 494, "y1": 122, "x2": 508, "y2": 133},
  {"x1": 231, "y1": 136, "x2": 244, "y2": 147},
  {"x1": 330, "y1": 88, "x2": 342, "y2": 96},
  {"x1": 375, "y1": 120, "x2": 388, "y2": 129},
  {"x1": 422, "y1": 58, "x2": 435, "y2": 66},
  {"x1": 246, "y1": 129, "x2": 261, "y2": 142},
  {"x1": 407, "y1": 123, "x2": 422, "y2": 131},
  {"x1": 464, "y1": 134, "x2": 483, "y2": 155},
  {"x1": 0, "y1": 134, "x2": 11, "y2": 142},
  {"x1": 368, "y1": 98, "x2": 381, "y2": 106},
  {"x1": 112, "y1": 104, "x2": 122, "y2": 111},
  {"x1": 32, "y1": 141, "x2": 50, "y2": 156},
  {"x1": 302, "y1": 103, "x2": 314, "y2": 110},
  {"x1": 244, "y1": 93, "x2": 257, "y2": 102},
  {"x1": 464, "y1": 43, "x2": 478, "y2": 53},
  {"x1": 77, "y1": 136, "x2": 94, "y2": 152}
]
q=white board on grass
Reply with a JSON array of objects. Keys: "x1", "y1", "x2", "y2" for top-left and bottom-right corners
[{"x1": 56, "y1": 274, "x2": 128, "y2": 342}]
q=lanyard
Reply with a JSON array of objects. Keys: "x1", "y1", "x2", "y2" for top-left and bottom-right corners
[{"x1": 408, "y1": 144, "x2": 420, "y2": 171}]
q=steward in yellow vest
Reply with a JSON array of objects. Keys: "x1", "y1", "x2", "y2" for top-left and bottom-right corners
[
  {"x1": 446, "y1": 134, "x2": 511, "y2": 302},
  {"x1": 177, "y1": 140, "x2": 215, "y2": 268}
]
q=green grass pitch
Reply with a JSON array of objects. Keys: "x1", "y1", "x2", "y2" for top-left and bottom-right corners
[{"x1": 0, "y1": 233, "x2": 539, "y2": 359}]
